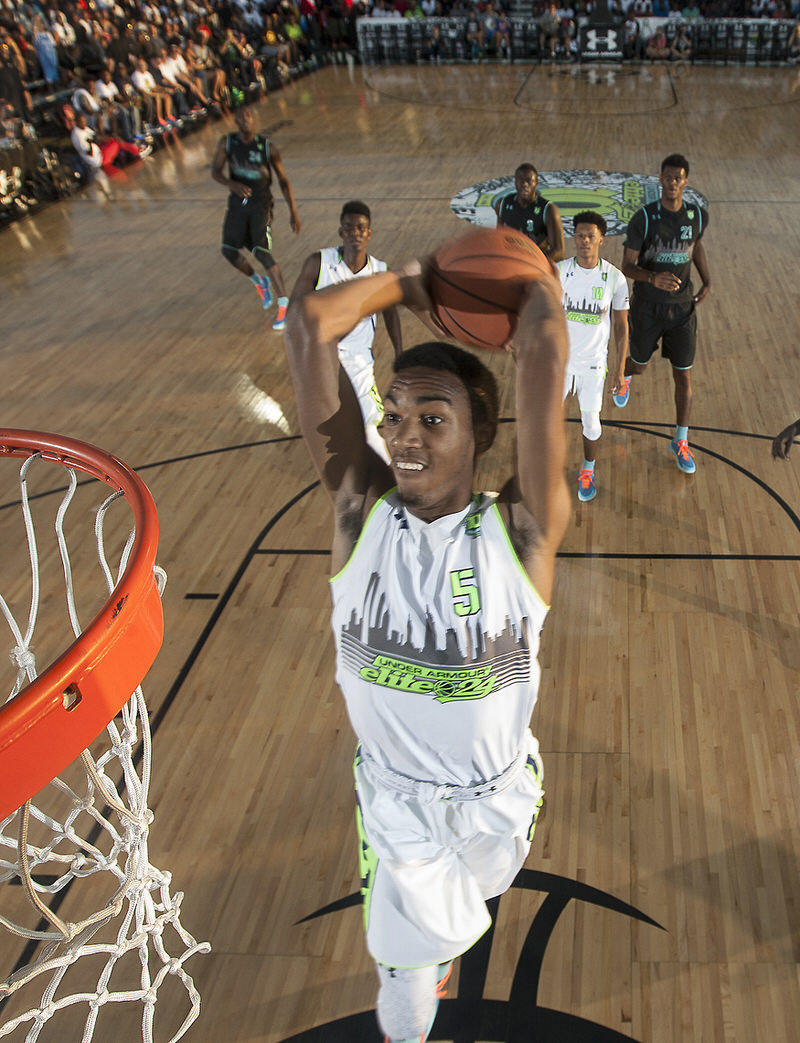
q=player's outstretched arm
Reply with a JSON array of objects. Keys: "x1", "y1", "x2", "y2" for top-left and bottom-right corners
[
  {"x1": 772, "y1": 419, "x2": 800, "y2": 461},
  {"x1": 502, "y1": 276, "x2": 570, "y2": 603}
]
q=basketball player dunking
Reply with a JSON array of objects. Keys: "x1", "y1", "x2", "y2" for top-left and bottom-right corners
[{"x1": 284, "y1": 259, "x2": 570, "y2": 1043}]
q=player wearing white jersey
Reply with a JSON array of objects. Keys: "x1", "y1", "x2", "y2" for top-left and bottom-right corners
[
  {"x1": 292, "y1": 201, "x2": 403, "y2": 461},
  {"x1": 285, "y1": 253, "x2": 570, "y2": 1043},
  {"x1": 557, "y1": 211, "x2": 629, "y2": 503}
]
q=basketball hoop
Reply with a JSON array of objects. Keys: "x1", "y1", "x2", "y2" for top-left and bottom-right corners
[{"x1": 0, "y1": 429, "x2": 209, "y2": 1041}]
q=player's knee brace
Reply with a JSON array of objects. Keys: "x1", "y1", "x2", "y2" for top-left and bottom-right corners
[
  {"x1": 376, "y1": 962, "x2": 439, "y2": 1042},
  {"x1": 581, "y1": 410, "x2": 602, "y2": 442},
  {"x1": 251, "y1": 243, "x2": 274, "y2": 267},
  {"x1": 221, "y1": 244, "x2": 241, "y2": 267}
]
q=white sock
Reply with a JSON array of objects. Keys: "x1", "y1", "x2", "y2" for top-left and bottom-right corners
[{"x1": 376, "y1": 963, "x2": 438, "y2": 1041}]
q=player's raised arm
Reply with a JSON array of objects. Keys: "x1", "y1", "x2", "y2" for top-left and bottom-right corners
[
  {"x1": 503, "y1": 275, "x2": 570, "y2": 601},
  {"x1": 285, "y1": 271, "x2": 413, "y2": 563},
  {"x1": 285, "y1": 270, "x2": 404, "y2": 480}
]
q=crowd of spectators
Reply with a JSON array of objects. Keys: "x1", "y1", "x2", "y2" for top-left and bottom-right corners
[
  {"x1": 360, "y1": 0, "x2": 798, "y2": 23},
  {"x1": 359, "y1": 0, "x2": 798, "y2": 64},
  {"x1": 1, "y1": 0, "x2": 798, "y2": 214},
  {"x1": 0, "y1": 0, "x2": 367, "y2": 215}
]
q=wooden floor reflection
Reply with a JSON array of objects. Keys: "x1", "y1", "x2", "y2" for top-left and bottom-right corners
[{"x1": 2, "y1": 60, "x2": 800, "y2": 1042}]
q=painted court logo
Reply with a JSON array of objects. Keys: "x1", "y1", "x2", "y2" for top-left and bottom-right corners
[
  {"x1": 280, "y1": 870, "x2": 664, "y2": 1042},
  {"x1": 451, "y1": 170, "x2": 709, "y2": 237}
]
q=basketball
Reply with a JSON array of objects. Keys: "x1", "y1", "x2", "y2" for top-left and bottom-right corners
[{"x1": 428, "y1": 226, "x2": 554, "y2": 350}]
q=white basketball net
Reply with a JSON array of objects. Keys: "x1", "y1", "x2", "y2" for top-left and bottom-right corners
[{"x1": 0, "y1": 451, "x2": 210, "y2": 1041}]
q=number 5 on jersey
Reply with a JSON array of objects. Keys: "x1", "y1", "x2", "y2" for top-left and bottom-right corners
[{"x1": 450, "y1": 568, "x2": 481, "y2": 616}]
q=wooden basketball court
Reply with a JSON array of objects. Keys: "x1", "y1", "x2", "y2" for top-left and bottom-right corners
[{"x1": 2, "y1": 59, "x2": 800, "y2": 1042}]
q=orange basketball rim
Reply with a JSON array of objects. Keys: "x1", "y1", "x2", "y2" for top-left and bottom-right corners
[{"x1": 0, "y1": 429, "x2": 164, "y2": 821}]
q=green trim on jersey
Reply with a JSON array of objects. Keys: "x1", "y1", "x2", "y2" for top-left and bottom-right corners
[
  {"x1": 489, "y1": 503, "x2": 550, "y2": 611},
  {"x1": 330, "y1": 489, "x2": 395, "y2": 585}
]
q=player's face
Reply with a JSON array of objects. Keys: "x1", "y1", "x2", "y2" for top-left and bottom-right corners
[
  {"x1": 338, "y1": 213, "x2": 372, "y2": 256},
  {"x1": 380, "y1": 367, "x2": 476, "y2": 522},
  {"x1": 573, "y1": 223, "x2": 604, "y2": 267},
  {"x1": 235, "y1": 108, "x2": 255, "y2": 138},
  {"x1": 660, "y1": 165, "x2": 688, "y2": 203},
  {"x1": 515, "y1": 170, "x2": 537, "y2": 204}
]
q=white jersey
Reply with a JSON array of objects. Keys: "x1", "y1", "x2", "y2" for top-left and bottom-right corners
[
  {"x1": 557, "y1": 256, "x2": 629, "y2": 372},
  {"x1": 317, "y1": 247, "x2": 390, "y2": 461},
  {"x1": 330, "y1": 491, "x2": 548, "y2": 788},
  {"x1": 316, "y1": 246, "x2": 387, "y2": 363}
]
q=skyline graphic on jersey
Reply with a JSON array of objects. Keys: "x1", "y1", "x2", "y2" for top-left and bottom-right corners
[
  {"x1": 352, "y1": 559, "x2": 536, "y2": 658},
  {"x1": 339, "y1": 598, "x2": 532, "y2": 702},
  {"x1": 643, "y1": 235, "x2": 694, "y2": 267},
  {"x1": 564, "y1": 292, "x2": 607, "y2": 325},
  {"x1": 339, "y1": 619, "x2": 532, "y2": 703}
]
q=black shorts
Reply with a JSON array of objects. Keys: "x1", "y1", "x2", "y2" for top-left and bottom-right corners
[
  {"x1": 222, "y1": 196, "x2": 275, "y2": 264},
  {"x1": 629, "y1": 296, "x2": 697, "y2": 370}
]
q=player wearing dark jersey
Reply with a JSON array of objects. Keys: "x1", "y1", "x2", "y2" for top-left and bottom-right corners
[
  {"x1": 212, "y1": 106, "x2": 301, "y2": 331},
  {"x1": 493, "y1": 162, "x2": 565, "y2": 261},
  {"x1": 616, "y1": 153, "x2": 711, "y2": 475}
]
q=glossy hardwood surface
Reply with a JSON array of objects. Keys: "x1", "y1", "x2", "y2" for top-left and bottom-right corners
[{"x1": 1, "y1": 60, "x2": 800, "y2": 1042}]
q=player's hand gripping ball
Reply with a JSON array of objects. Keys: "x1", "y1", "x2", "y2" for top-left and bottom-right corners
[{"x1": 429, "y1": 227, "x2": 555, "y2": 349}]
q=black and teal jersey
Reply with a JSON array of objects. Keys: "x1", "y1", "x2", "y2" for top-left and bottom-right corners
[
  {"x1": 496, "y1": 191, "x2": 551, "y2": 248},
  {"x1": 225, "y1": 132, "x2": 272, "y2": 206},
  {"x1": 624, "y1": 199, "x2": 708, "y2": 303}
]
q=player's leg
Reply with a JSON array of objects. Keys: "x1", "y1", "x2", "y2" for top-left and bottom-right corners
[
  {"x1": 614, "y1": 298, "x2": 659, "y2": 407},
  {"x1": 221, "y1": 200, "x2": 256, "y2": 277},
  {"x1": 376, "y1": 961, "x2": 453, "y2": 1043},
  {"x1": 575, "y1": 370, "x2": 603, "y2": 502},
  {"x1": 259, "y1": 258, "x2": 290, "y2": 330},
  {"x1": 251, "y1": 219, "x2": 289, "y2": 323},
  {"x1": 578, "y1": 416, "x2": 601, "y2": 501},
  {"x1": 669, "y1": 366, "x2": 695, "y2": 472},
  {"x1": 356, "y1": 800, "x2": 449, "y2": 1043},
  {"x1": 252, "y1": 255, "x2": 289, "y2": 323},
  {"x1": 665, "y1": 304, "x2": 697, "y2": 474},
  {"x1": 224, "y1": 207, "x2": 273, "y2": 307}
]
